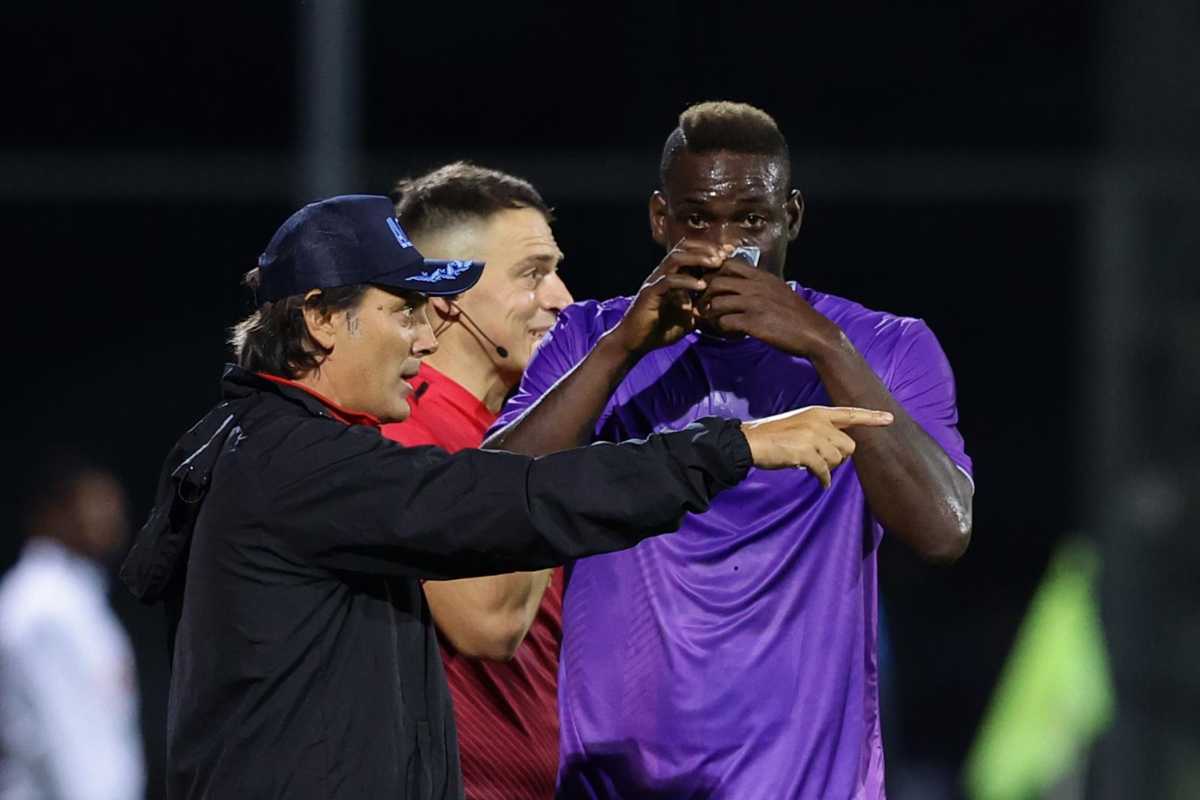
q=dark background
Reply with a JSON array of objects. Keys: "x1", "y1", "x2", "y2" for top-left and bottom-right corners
[{"x1": 3, "y1": 2, "x2": 1197, "y2": 798}]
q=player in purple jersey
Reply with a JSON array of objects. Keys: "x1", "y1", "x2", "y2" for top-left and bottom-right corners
[{"x1": 485, "y1": 101, "x2": 974, "y2": 799}]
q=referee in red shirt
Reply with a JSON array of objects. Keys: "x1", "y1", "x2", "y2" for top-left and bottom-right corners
[{"x1": 382, "y1": 163, "x2": 571, "y2": 799}]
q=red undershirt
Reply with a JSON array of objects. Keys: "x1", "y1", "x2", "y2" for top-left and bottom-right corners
[
  {"x1": 255, "y1": 372, "x2": 383, "y2": 429},
  {"x1": 381, "y1": 362, "x2": 563, "y2": 800}
]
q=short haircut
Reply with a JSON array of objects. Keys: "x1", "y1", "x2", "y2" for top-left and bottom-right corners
[
  {"x1": 390, "y1": 161, "x2": 552, "y2": 240},
  {"x1": 659, "y1": 101, "x2": 791, "y2": 186},
  {"x1": 229, "y1": 271, "x2": 369, "y2": 379}
]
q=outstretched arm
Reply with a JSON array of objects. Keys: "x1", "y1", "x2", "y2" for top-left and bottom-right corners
[
  {"x1": 270, "y1": 417, "x2": 752, "y2": 580},
  {"x1": 271, "y1": 403, "x2": 891, "y2": 581}
]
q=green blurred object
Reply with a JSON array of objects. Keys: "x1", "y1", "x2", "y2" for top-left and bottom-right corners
[{"x1": 964, "y1": 539, "x2": 1115, "y2": 800}]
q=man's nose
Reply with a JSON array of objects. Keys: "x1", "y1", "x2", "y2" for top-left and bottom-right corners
[
  {"x1": 714, "y1": 222, "x2": 748, "y2": 249},
  {"x1": 694, "y1": 223, "x2": 744, "y2": 250},
  {"x1": 538, "y1": 272, "x2": 574, "y2": 313},
  {"x1": 413, "y1": 314, "x2": 439, "y2": 358}
]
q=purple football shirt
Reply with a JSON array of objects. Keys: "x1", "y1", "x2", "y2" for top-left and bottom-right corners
[{"x1": 490, "y1": 284, "x2": 972, "y2": 799}]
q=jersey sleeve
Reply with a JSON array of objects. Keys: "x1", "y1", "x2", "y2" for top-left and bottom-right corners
[
  {"x1": 488, "y1": 301, "x2": 605, "y2": 439},
  {"x1": 888, "y1": 320, "x2": 973, "y2": 483}
]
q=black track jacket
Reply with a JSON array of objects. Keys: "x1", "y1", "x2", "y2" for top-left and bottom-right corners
[{"x1": 121, "y1": 366, "x2": 752, "y2": 799}]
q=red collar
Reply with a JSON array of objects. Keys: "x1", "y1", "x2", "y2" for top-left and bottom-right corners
[
  {"x1": 256, "y1": 373, "x2": 382, "y2": 429},
  {"x1": 412, "y1": 362, "x2": 498, "y2": 429}
]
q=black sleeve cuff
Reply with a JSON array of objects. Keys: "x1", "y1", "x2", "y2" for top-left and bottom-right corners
[
  {"x1": 688, "y1": 416, "x2": 753, "y2": 489},
  {"x1": 716, "y1": 418, "x2": 753, "y2": 482}
]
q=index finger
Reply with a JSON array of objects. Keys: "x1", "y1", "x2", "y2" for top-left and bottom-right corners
[
  {"x1": 667, "y1": 237, "x2": 728, "y2": 260},
  {"x1": 823, "y1": 407, "x2": 895, "y2": 428},
  {"x1": 668, "y1": 237, "x2": 728, "y2": 256},
  {"x1": 715, "y1": 258, "x2": 761, "y2": 279}
]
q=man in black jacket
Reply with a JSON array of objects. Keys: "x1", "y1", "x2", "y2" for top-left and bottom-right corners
[{"x1": 121, "y1": 194, "x2": 892, "y2": 799}]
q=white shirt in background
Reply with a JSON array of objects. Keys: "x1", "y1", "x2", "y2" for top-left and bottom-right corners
[{"x1": 0, "y1": 538, "x2": 144, "y2": 800}]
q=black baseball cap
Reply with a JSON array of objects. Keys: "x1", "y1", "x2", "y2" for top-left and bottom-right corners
[{"x1": 255, "y1": 194, "x2": 485, "y2": 304}]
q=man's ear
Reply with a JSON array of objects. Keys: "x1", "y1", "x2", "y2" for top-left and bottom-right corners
[
  {"x1": 301, "y1": 290, "x2": 339, "y2": 352},
  {"x1": 786, "y1": 190, "x2": 805, "y2": 241},
  {"x1": 429, "y1": 296, "x2": 458, "y2": 322},
  {"x1": 649, "y1": 191, "x2": 670, "y2": 248}
]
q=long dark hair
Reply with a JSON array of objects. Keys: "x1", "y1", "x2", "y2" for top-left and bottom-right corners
[{"x1": 229, "y1": 269, "x2": 368, "y2": 378}]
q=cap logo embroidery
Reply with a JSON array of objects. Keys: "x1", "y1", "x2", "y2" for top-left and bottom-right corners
[
  {"x1": 407, "y1": 261, "x2": 472, "y2": 283},
  {"x1": 386, "y1": 217, "x2": 414, "y2": 249}
]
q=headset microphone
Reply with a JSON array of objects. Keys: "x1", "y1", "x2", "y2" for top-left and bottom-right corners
[{"x1": 452, "y1": 304, "x2": 509, "y2": 358}]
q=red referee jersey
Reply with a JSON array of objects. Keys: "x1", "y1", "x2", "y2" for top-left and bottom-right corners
[{"x1": 382, "y1": 362, "x2": 562, "y2": 800}]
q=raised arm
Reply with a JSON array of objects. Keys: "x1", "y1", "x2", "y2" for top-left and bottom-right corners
[
  {"x1": 702, "y1": 260, "x2": 973, "y2": 563},
  {"x1": 484, "y1": 240, "x2": 731, "y2": 456},
  {"x1": 803, "y1": 324, "x2": 972, "y2": 562}
]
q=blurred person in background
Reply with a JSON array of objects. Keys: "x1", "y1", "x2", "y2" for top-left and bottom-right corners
[
  {"x1": 383, "y1": 163, "x2": 573, "y2": 799},
  {"x1": 0, "y1": 449, "x2": 144, "y2": 800},
  {"x1": 485, "y1": 100, "x2": 974, "y2": 798}
]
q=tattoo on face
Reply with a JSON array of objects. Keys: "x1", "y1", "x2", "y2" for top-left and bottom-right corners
[{"x1": 346, "y1": 311, "x2": 360, "y2": 335}]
